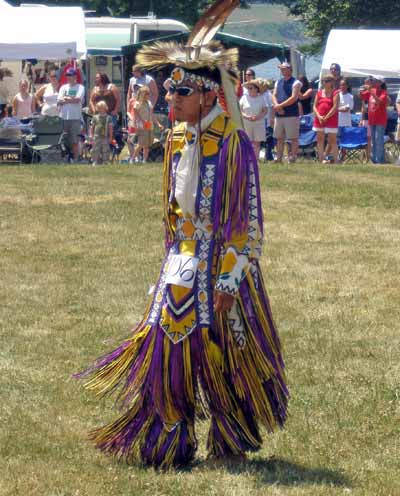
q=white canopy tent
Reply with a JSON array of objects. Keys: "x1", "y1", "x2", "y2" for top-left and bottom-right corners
[
  {"x1": 0, "y1": 4, "x2": 86, "y2": 60},
  {"x1": 321, "y1": 29, "x2": 400, "y2": 79}
]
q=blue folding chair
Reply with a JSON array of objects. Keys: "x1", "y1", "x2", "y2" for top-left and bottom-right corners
[
  {"x1": 338, "y1": 126, "x2": 368, "y2": 163},
  {"x1": 298, "y1": 114, "x2": 316, "y2": 160}
]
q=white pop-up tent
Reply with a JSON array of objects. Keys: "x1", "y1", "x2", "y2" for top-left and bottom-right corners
[
  {"x1": 0, "y1": 4, "x2": 86, "y2": 60},
  {"x1": 321, "y1": 29, "x2": 400, "y2": 78}
]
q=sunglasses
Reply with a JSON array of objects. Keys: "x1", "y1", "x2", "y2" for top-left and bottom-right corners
[
  {"x1": 169, "y1": 86, "x2": 195, "y2": 97},
  {"x1": 323, "y1": 79, "x2": 334, "y2": 83}
]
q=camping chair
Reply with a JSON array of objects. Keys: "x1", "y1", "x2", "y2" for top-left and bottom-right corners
[
  {"x1": 384, "y1": 111, "x2": 400, "y2": 163},
  {"x1": 23, "y1": 115, "x2": 65, "y2": 163},
  {"x1": 338, "y1": 126, "x2": 368, "y2": 163},
  {"x1": 298, "y1": 114, "x2": 316, "y2": 161}
]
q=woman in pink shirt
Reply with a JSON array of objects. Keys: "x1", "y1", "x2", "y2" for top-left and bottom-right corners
[{"x1": 12, "y1": 79, "x2": 35, "y2": 122}]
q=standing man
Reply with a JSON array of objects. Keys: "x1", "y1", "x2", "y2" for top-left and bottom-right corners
[
  {"x1": 77, "y1": 41, "x2": 288, "y2": 469},
  {"x1": 57, "y1": 68, "x2": 85, "y2": 163},
  {"x1": 126, "y1": 64, "x2": 159, "y2": 110},
  {"x1": 272, "y1": 61, "x2": 302, "y2": 163}
]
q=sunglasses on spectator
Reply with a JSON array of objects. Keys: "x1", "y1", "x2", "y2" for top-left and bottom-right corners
[
  {"x1": 323, "y1": 78, "x2": 334, "y2": 83},
  {"x1": 169, "y1": 86, "x2": 195, "y2": 96}
]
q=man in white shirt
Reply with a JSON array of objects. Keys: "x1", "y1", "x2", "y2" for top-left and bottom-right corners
[{"x1": 57, "y1": 68, "x2": 85, "y2": 162}]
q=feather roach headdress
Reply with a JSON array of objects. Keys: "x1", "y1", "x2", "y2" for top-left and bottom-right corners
[{"x1": 135, "y1": 0, "x2": 243, "y2": 125}]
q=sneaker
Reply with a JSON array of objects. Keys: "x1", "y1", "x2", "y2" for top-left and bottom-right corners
[
  {"x1": 288, "y1": 156, "x2": 297, "y2": 164},
  {"x1": 274, "y1": 157, "x2": 283, "y2": 163},
  {"x1": 92, "y1": 162, "x2": 98, "y2": 167}
]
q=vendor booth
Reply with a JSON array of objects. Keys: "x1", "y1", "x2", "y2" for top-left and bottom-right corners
[{"x1": 0, "y1": 2, "x2": 87, "y2": 164}]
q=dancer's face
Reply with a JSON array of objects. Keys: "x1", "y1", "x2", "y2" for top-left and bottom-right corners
[{"x1": 172, "y1": 81, "x2": 216, "y2": 124}]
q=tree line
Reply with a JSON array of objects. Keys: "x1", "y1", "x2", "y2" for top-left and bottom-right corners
[{"x1": 14, "y1": 0, "x2": 398, "y2": 53}]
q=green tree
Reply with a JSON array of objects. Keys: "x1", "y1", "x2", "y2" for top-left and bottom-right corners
[
  {"x1": 279, "y1": 0, "x2": 400, "y2": 53},
  {"x1": 17, "y1": 0, "x2": 213, "y2": 26}
]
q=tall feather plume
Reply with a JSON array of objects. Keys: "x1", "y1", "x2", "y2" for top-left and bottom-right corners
[
  {"x1": 136, "y1": 41, "x2": 238, "y2": 72},
  {"x1": 188, "y1": 0, "x2": 240, "y2": 47}
]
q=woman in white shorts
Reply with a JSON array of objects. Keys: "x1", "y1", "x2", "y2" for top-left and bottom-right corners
[
  {"x1": 313, "y1": 75, "x2": 340, "y2": 163},
  {"x1": 240, "y1": 79, "x2": 268, "y2": 159}
]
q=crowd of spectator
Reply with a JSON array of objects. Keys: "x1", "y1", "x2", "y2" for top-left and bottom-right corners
[
  {"x1": 1, "y1": 58, "x2": 400, "y2": 166},
  {"x1": 237, "y1": 61, "x2": 398, "y2": 165}
]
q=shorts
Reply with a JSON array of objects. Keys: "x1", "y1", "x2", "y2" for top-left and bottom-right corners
[
  {"x1": 243, "y1": 119, "x2": 265, "y2": 142},
  {"x1": 91, "y1": 138, "x2": 110, "y2": 163},
  {"x1": 273, "y1": 116, "x2": 300, "y2": 140},
  {"x1": 63, "y1": 119, "x2": 81, "y2": 145},
  {"x1": 137, "y1": 128, "x2": 153, "y2": 147},
  {"x1": 312, "y1": 126, "x2": 338, "y2": 134}
]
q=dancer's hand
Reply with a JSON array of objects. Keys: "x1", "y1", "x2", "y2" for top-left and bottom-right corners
[{"x1": 214, "y1": 291, "x2": 235, "y2": 313}]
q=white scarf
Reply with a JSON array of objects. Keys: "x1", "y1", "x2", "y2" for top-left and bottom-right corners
[{"x1": 174, "y1": 104, "x2": 223, "y2": 217}]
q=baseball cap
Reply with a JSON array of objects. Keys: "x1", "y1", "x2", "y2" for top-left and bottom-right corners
[
  {"x1": 278, "y1": 62, "x2": 292, "y2": 69},
  {"x1": 65, "y1": 68, "x2": 77, "y2": 76}
]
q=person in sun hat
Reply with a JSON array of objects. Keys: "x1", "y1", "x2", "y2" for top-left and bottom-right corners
[
  {"x1": 272, "y1": 61, "x2": 302, "y2": 163},
  {"x1": 76, "y1": 0, "x2": 288, "y2": 470},
  {"x1": 240, "y1": 78, "x2": 268, "y2": 158}
]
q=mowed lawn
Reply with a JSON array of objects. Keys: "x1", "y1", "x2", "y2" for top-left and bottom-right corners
[{"x1": 1, "y1": 162, "x2": 399, "y2": 496}]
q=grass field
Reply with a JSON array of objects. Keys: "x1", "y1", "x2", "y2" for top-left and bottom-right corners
[{"x1": 1, "y1": 162, "x2": 400, "y2": 496}]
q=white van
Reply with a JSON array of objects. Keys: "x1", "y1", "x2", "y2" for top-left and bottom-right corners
[{"x1": 85, "y1": 16, "x2": 189, "y2": 50}]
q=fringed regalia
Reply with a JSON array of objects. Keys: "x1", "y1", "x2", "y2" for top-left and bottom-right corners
[{"x1": 77, "y1": 111, "x2": 288, "y2": 469}]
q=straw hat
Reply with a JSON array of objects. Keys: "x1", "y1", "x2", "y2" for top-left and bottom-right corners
[{"x1": 243, "y1": 78, "x2": 269, "y2": 94}]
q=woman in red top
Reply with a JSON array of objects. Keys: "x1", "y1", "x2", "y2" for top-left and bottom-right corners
[
  {"x1": 313, "y1": 75, "x2": 340, "y2": 163},
  {"x1": 360, "y1": 77, "x2": 389, "y2": 164}
]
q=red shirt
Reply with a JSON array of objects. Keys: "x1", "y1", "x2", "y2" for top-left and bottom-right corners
[
  {"x1": 360, "y1": 89, "x2": 388, "y2": 126},
  {"x1": 313, "y1": 89, "x2": 339, "y2": 129}
]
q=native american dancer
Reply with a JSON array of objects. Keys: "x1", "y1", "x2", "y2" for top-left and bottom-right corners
[{"x1": 76, "y1": 0, "x2": 288, "y2": 470}]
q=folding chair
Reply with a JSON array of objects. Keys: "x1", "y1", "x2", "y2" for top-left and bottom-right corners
[
  {"x1": 384, "y1": 111, "x2": 400, "y2": 163},
  {"x1": 24, "y1": 115, "x2": 65, "y2": 163},
  {"x1": 338, "y1": 126, "x2": 368, "y2": 163},
  {"x1": 298, "y1": 114, "x2": 316, "y2": 161}
]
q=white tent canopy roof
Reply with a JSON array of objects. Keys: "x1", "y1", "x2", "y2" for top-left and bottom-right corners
[
  {"x1": 321, "y1": 29, "x2": 400, "y2": 78},
  {"x1": 0, "y1": 5, "x2": 86, "y2": 59}
]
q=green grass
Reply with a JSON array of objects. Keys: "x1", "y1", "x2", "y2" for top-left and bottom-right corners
[{"x1": 1, "y1": 162, "x2": 400, "y2": 496}]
